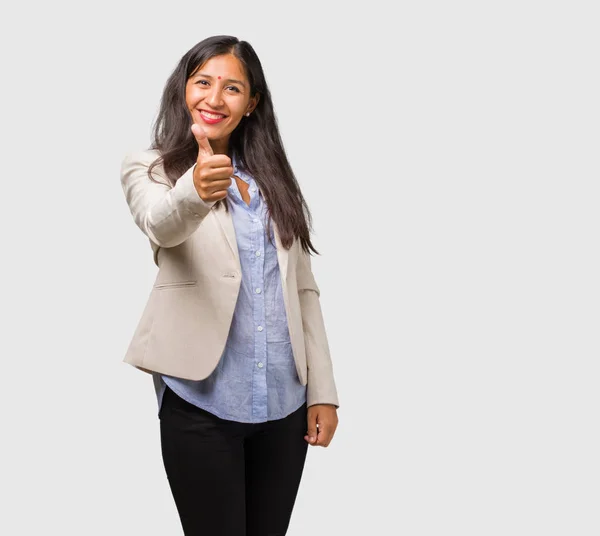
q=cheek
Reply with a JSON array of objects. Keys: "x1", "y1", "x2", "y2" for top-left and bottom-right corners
[
  {"x1": 228, "y1": 101, "x2": 247, "y2": 119},
  {"x1": 185, "y1": 87, "x2": 198, "y2": 109}
]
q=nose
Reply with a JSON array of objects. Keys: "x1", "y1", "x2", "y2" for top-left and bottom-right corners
[{"x1": 206, "y1": 85, "x2": 224, "y2": 108}]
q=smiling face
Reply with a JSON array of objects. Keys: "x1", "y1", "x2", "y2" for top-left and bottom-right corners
[{"x1": 186, "y1": 54, "x2": 259, "y2": 154}]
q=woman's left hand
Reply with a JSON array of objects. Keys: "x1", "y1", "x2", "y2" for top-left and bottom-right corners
[{"x1": 305, "y1": 404, "x2": 338, "y2": 447}]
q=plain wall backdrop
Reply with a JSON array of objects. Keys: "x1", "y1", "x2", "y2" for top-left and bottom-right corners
[{"x1": 1, "y1": 1, "x2": 598, "y2": 534}]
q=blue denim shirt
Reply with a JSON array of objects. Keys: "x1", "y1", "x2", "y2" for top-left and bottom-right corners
[{"x1": 153, "y1": 154, "x2": 307, "y2": 423}]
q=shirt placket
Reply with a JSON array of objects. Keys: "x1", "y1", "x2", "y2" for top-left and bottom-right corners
[{"x1": 249, "y1": 178, "x2": 268, "y2": 422}]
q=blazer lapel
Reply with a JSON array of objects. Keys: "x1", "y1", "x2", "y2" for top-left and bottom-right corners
[{"x1": 214, "y1": 205, "x2": 239, "y2": 264}]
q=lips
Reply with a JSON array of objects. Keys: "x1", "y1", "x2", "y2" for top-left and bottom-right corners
[{"x1": 198, "y1": 109, "x2": 227, "y2": 124}]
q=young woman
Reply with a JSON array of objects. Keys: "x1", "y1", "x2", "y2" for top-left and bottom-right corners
[{"x1": 120, "y1": 35, "x2": 339, "y2": 535}]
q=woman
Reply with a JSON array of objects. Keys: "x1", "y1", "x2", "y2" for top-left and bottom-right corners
[{"x1": 120, "y1": 35, "x2": 339, "y2": 535}]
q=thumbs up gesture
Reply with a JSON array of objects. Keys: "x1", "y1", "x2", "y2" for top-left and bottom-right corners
[{"x1": 191, "y1": 123, "x2": 233, "y2": 203}]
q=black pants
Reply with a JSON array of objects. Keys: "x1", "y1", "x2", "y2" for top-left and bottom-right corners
[{"x1": 159, "y1": 385, "x2": 309, "y2": 535}]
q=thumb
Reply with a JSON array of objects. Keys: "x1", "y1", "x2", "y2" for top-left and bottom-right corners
[
  {"x1": 191, "y1": 123, "x2": 214, "y2": 158},
  {"x1": 305, "y1": 412, "x2": 318, "y2": 445}
]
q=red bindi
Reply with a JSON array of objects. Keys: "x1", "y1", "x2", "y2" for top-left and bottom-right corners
[{"x1": 218, "y1": 76, "x2": 221, "y2": 79}]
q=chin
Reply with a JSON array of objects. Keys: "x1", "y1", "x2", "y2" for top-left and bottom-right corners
[
  {"x1": 206, "y1": 130, "x2": 229, "y2": 141},
  {"x1": 206, "y1": 123, "x2": 232, "y2": 135}
]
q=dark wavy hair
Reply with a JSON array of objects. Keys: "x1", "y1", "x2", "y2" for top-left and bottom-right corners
[{"x1": 148, "y1": 35, "x2": 317, "y2": 255}]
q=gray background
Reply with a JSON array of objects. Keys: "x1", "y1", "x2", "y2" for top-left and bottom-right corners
[{"x1": 1, "y1": 1, "x2": 598, "y2": 534}]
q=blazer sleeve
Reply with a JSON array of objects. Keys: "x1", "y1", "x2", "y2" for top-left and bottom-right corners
[
  {"x1": 296, "y1": 248, "x2": 340, "y2": 409},
  {"x1": 120, "y1": 150, "x2": 216, "y2": 248}
]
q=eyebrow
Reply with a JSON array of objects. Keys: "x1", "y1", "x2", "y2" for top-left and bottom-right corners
[{"x1": 192, "y1": 72, "x2": 246, "y2": 87}]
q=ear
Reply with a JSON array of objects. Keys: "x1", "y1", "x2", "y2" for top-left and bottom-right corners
[{"x1": 247, "y1": 92, "x2": 261, "y2": 114}]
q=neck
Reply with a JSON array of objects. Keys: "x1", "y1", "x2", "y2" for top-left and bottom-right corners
[{"x1": 209, "y1": 136, "x2": 229, "y2": 155}]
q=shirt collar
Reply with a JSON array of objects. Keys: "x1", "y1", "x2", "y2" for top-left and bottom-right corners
[
  {"x1": 232, "y1": 152, "x2": 240, "y2": 175},
  {"x1": 231, "y1": 153, "x2": 251, "y2": 185},
  {"x1": 230, "y1": 152, "x2": 264, "y2": 202}
]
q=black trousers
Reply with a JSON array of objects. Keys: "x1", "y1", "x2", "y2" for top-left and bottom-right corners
[{"x1": 159, "y1": 385, "x2": 309, "y2": 536}]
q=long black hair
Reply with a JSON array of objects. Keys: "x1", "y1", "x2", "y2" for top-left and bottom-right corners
[{"x1": 148, "y1": 35, "x2": 318, "y2": 255}]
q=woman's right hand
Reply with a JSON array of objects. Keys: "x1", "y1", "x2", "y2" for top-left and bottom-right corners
[{"x1": 191, "y1": 123, "x2": 233, "y2": 203}]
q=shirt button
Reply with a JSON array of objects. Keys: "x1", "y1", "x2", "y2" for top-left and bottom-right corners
[
  {"x1": 250, "y1": 187, "x2": 256, "y2": 193},
  {"x1": 255, "y1": 251, "x2": 261, "y2": 257},
  {"x1": 257, "y1": 362, "x2": 264, "y2": 368},
  {"x1": 255, "y1": 288, "x2": 261, "y2": 294},
  {"x1": 253, "y1": 218, "x2": 259, "y2": 223},
  {"x1": 257, "y1": 326, "x2": 263, "y2": 332}
]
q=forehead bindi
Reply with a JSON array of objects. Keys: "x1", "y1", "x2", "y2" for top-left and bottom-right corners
[
  {"x1": 192, "y1": 72, "x2": 247, "y2": 88},
  {"x1": 196, "y1": 56, "x2": 246, "y2": 81}
]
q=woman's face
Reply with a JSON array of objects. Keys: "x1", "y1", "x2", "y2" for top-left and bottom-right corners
[{"x1": 186, "y1": 54, "x2": 259, "y2": 153}]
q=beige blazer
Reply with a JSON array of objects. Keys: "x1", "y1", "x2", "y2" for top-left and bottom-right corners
[{"x1": 120, "y1": 150, "x2": 339, "y2": 408}]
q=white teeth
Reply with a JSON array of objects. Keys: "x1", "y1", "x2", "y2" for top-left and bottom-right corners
[{"x1": 200, "y1": 111, "x2": 225, "y2": 120}]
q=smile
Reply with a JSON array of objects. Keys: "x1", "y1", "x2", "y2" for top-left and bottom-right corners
[{"x1": 199, "y1": 110, "x2": 227, "y2": 124}]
